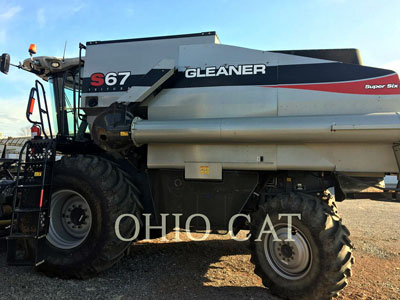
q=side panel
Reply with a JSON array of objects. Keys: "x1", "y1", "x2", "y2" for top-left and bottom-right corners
[
  {"x1": 147, "y1": 143, "x2": 399, "y2": 173},
  {"x1": 277, "y1": 88, "x2": 400, "y2": 116},
  {"x1": 149, "y1": 170, "x2": 258, "y2": 230},
  {"x1": 147, "y1": 86, "x2": 278, "y2": 120}
]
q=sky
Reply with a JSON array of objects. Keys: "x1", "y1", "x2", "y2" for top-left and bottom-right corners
[{"x1": 0, "y1": 0, "x2": 400, "y2": 136}]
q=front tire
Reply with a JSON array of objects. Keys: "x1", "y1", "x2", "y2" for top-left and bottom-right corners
[
  {"x1": 37, "y1": 155, "x2": 142, "y2": 279},
  {"x1": 250, "y1": 193, "x2": 354, "y2": 300}
]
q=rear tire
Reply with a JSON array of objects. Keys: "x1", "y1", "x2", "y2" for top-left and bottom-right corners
[
  {"x1": 250, "y1": 193, "x2": 354, "y2": 300},
  {"x1": 36, "y1": 155, "x2": 142, "y2": 279}
]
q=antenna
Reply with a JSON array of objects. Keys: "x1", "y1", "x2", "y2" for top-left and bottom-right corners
[{"x1": 62, "y1": 41, "x2": 67, "y2": 61}]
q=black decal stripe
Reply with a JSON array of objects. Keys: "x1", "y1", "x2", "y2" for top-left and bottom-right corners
[
  {"x1": 136, "y1": 69, "x2": 172, "y2": 86},
  {"x1": 82, "y1": 63, "x2": 395, "y2": 93},
  {"x1": 278, "y1": 63, "x2": 392, "y2": 85},
  {"x1": 165, "y1": 67, "x2": 277, "y2": 88}
]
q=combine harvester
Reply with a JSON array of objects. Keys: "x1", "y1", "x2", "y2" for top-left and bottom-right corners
[{"x1": 0, "y1": 32, "x2": 399, "y2": 300}]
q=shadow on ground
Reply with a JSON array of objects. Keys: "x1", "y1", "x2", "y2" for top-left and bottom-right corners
[{"x1": 0, "y1": 236, "x2": 280, "y2": 300}]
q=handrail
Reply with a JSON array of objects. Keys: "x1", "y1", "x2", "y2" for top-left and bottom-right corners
[
  {"x1": 77, "y1": 43, "x2": 86, "y2": 122},
  {"x1": 25, "y1": 80, "x2": 53, "y2": 139}
]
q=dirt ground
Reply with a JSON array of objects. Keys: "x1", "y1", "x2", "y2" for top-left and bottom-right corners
[
  {"x1": 0, "y1": 198, "x2": 399, "y2": 300},
  {"x1": 334, "y1": 199, "x2": 400, "y2": 300}
]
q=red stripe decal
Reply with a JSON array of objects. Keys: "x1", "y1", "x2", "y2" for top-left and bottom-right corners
[
  {"x1": 262, "y1": 74, "x2": 400, "y2": 95},
  {"x1": 39, "y1": 189, "x2": 44, "y2": 208}
]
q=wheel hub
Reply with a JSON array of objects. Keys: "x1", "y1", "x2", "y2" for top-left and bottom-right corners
[
  {"x1": 47, "y1": 190, "x2": 92, "y2": 249},
  {"x1": 69, "y1": 207, "x2": 87, "y2": 226},
  {"x1": 264, "y1": 224, "x2": 312, "y2": 280},
  {"x1": 280, "y1": 244, "x2": 293, "y2": 258}
]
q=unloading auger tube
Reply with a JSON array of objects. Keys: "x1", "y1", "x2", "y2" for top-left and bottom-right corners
[{"x1": 130, "y1": 112, "x2": 400, "y2": 146}]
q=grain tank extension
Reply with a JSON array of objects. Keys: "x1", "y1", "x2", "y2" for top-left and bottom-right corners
[{"x1": 1, "y1": 31, "x2": 400, "y2": 300}]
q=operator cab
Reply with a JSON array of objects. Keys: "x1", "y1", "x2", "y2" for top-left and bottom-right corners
[
  {"x1": 1, "y1": 43, "x2": 88, "y2": 146},
  {"x1": 20, "y1": 54, "x2": 83, "y2": 135},
  {"x1": 22, "y1": 55, "x2": 84, "y2": 140}
]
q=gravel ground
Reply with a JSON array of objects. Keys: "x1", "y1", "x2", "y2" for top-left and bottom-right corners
[{"x1": 0, "y1": 198, "x2": 399, "y2": 300}]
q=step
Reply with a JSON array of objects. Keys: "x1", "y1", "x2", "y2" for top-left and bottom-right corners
[
  {"x1": 14, "y1": 207, "x2": 47, "y2": 213},
  {"x1": 35, "y1": 260, "x2": 45, "y2": 267},
  {"x1": 7, "y1": 259, "x2": 35, "y2": 266},
  {"x1": 0, "y1": 158, "x2": 18, "y2": 164},
  {"x1": 6, "y1": 233, "x2": 45, "y2": 239},
  {"x1": 17, "y1": 183, "x2": 51, "y2": 188},
  {"x1": 7, "y1": 234, "x2": 48, "y2": 266},
  {"x1": 6, "y1": 256, "x2": 46, "y2": 267},
  {"x1": 22, "y1": 161, "x2": 51, "y2": 165}
]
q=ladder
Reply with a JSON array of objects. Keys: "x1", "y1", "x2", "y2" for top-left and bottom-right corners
[{"x1": 7, "y1": 80, "x2": 55, "y2": 266}]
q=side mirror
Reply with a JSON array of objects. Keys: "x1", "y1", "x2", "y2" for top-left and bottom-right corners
[{"x1": 0, "y1": 53, "x2": 10, "y2": 74}]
